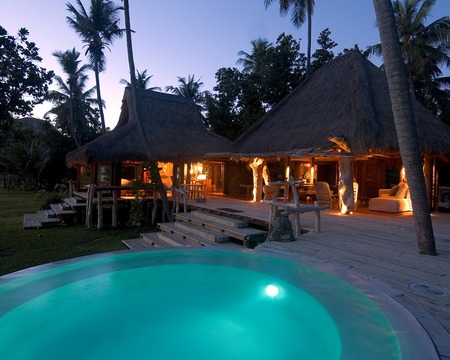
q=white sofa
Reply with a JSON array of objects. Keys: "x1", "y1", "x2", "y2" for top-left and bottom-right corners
[{"x1": 369, "y1": 183, "x2": 412, "y2": 213}]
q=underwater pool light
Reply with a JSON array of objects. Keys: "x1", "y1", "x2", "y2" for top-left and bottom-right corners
[{"x1": 265, "y1": 284, "x2": 279, "y2": 298}]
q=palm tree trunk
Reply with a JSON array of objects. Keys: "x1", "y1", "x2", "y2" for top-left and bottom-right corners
[
  {"x1": 305, "y1": 2, "x2": 312, "y2": 77},
  {"x1": 94, "y1": 62, "x2": 106, "y2": 134},
  {"x1": 123, "y1": 0, "x2": 172, "y2": 221},
  {"x1": 372, "y1": 0, "x2": 436, "y2": 255},
  {"x1": 69, "y1": 96, "x2": 81, "y2": 148}
]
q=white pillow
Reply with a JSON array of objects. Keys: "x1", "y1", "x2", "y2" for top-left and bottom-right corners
[{"x1": 396, "y1": 183, "x2": 409, "y2": 198}]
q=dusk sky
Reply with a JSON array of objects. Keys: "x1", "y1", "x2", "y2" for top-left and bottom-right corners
[{"x1": 2, "y1": 0, "x2": 449, "y2": 129}]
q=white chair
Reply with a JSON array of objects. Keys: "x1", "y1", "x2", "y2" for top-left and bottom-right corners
[{"x1": 314, "y1": 182, "x2": 338, "y2": 209}]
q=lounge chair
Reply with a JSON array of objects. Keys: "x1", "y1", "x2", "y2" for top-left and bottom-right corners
[{"x1": 314, "y1": 182, "x2": 338, "y2": 209}]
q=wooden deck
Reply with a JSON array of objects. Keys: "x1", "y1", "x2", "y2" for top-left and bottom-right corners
[{"x1": 191, "y1": 195, "x2": 450, "y2": 358}]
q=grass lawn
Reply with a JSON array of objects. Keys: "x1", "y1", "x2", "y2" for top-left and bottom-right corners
[{"x1": 0, "y1": 188, "x2": 152, "y2": 276}]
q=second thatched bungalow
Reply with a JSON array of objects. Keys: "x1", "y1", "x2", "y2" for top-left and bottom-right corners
[{"x1": 219, "y1": 51, "x2": 450, "y2": 211}]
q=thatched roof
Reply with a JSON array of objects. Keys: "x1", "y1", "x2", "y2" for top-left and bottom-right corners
[
  {"x1": 233, "y1": 50, "x2": 450, "y2": 158},
  {"x1": 66, "y1": 89, "x2": 231, "y2": 167}
]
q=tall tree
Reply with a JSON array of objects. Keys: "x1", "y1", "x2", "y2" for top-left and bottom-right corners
[
  {"x1": 165, "y1": 75, "x2": 209, "y2": 110},
  {"x1": 120, "y1": 69, "x2": 161, "y2": 90},
  {"x1": 66, "y1": 0, "x2": 124, "y2": 133},
  {"x1": 260, "y1": 33, "x2": 304, "y2": 106},
  {"x1": 310, "y1": 28, "x2": 337, "y2": 72},
  {"x1": 0, "y1": 26, "x2": 53, "y2": 144},
  {"x1": 264, "y1": 0, "x2": 315, "y2": 76},
  {"x1": 367, "y1": 0, "x2": 450, "y2": 119},
  {"x1": 205, "y1": 67, "x2": 266, "y2": 141},
  {"x1": 204, "y1": 68, "x2": 244, "y2": 140},
  {"x1": 46, "y1": 48, "x2": 99, "y2": 147},
  {"x1": 207, "y1": 32, "x2": 310, "y2": 139},
  {"x1": 237, "y1": 38, "x2": 273, "y2": 74},
  {"x1": 237, "y1": 33, "x2": 305, "y2": 108},
  {"x1": 372, "y1": 0, "x2": 436, "y2": 255},
  {"x1": 122, "y1": 0, "x2": 172, "y2": 221}
]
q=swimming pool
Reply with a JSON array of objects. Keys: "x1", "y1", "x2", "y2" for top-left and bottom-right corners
[{"x1": 0, "y1": 249, "x2": 438, "y2": 359}]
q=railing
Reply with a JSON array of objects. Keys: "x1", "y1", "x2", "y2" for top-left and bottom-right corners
[{"x1": 82, "y1": 184, "x2": 192, "y2": 229}]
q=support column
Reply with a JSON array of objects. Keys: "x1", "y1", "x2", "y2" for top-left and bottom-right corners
[
  {"x1": 249, "y1": 158, "x2": 265, "y2": 202},
  {"x1": 338, "y1": 156, "x2": 355, "y2": 214}
]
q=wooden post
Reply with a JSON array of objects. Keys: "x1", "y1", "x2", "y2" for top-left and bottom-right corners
[
  {"x1": 112, "y1": 189, "x2": 118, "y2": 228},
  {"x1": 97, "y1": 190, "x2": 103, "y2": 229},
  {"x1": 338, "y1": 156, "x2": 355, "y2": 213},
  {"x1": 314, "y1": 200, "x2": 321, "y2": 232},
  {"x1": 289, "y1": 212, "x2": 301, "y2": 237},
  {"x1": 174, "y1": 189, "x2": 180, "y2": 214},
  {"x1": 183, "y1": 190, "x2": 188, "y2": 213},
  {"x1": 86, "y1": 185, "x2": 95, "y2": 228},
  {"x1": 151, "y1": 190, "x2": 158, "y2": 224}
]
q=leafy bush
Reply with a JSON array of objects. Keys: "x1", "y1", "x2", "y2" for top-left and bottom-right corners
[{"x1": 35, "y1": 183, "x2": 68, "y2": 209}]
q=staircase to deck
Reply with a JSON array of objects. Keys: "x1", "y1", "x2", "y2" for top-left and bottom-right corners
[
  {"x1": 23, "y1": 195, "x2": 85, "y2": 229},
  {"x1": 122, "y1": 210, "x2": 267, "y2": 250}
]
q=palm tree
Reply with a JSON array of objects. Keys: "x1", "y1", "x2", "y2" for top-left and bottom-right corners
[
  {"x1": 120, "y1": 69, "x2": 161, "y2": 90},
  {"x1": 264, "y1": 0, "x2": 315, "y2": 76},
  {"x1": 372, "y1": 0, "x2": 436, "y2": 255},
  {"x1": 165, "y1": 75, "x2": 209, "y2": 109},
  {"x1": 367, "y1": 0, "x2": 450, "y2": 103},
  {"x1": 66, "y1": 0, "x2": 124, "y2": 134},
  {"x1": 237, "y1": 38, "x2": 273, "y2": 73},
  {"x1": 46, "y1": 48, "x2": 99, "y2": 147},
  {"x1": 122, "y1": 0, "x2": 172, "y2": 221}
]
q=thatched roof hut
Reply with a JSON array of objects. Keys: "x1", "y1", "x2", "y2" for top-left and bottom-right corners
[
  {"x1": 66, "y1": 89, "x2": 231, "y2": 167},
  {"x1": 233, "y1": 50, "x2": 450, "y2": 158}
]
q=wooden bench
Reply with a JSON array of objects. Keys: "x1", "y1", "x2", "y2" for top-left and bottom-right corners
[{"x1": 263, "y1": 179, "x2": 329, "y2": 236}]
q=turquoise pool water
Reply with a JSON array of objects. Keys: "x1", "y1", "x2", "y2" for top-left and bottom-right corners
[{"x1": 0, "y1": 249, "x2": 433, "y2": 359}]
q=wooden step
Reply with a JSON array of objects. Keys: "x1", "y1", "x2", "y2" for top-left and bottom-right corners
[
  {"x1": 189, "y1": 211, "x2": 248, "y2": 228},
  {"x1": 37, "y1": 210, "x2": 61, "y2": 226},
  {"x1": 174, "y1": 212, "x2": 267, "y2": 245},
  {"x1": 23, "y1": 213, "x2": 41, "y2": 229},
  {"x1": 157, "y1": 222, "x2": 219, "y2": 247},
  {"x1": 141, "y1": 232, "x2": 192, "y2": 247},
  {"x1": 64, "y1": 197, "x2": 86, "y2": 207},
  {"x1": 155, "y1": 231, "x2": 197, "y2": 246},
  {"x1": 122, "y1": 238, "x2": 153, "y2": 249},
  {"x1": 50, "y1": 203, "x2": 76, "y2": 216},
  {"x1": 174, "y1": 221, "x2": 230, "y2": 243}
]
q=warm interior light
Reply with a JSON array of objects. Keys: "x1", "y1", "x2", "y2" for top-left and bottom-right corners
[
  {"x1": 121, "y1": 178, "x2": 132, "y2": 186},
  {"x1": 400, "y1": 166, "x2": 406, "y2": 182},
  {"x1": 197, "y1": 174, "x2": 207, "y2": 180},
  {"x1": 310, "y1": 167, "x2": 315, "y2": 184}
]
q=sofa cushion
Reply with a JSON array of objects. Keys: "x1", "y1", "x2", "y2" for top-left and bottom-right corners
[
  {"x1": 369, "y1": 196, "x2": 412, "y2": 212},
  {"x1": 396, "y1": 183, "x2": 409, "y2": 198},
  {"x1": 389, "y1": 185, "x2": 399, "y2": 196}
]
